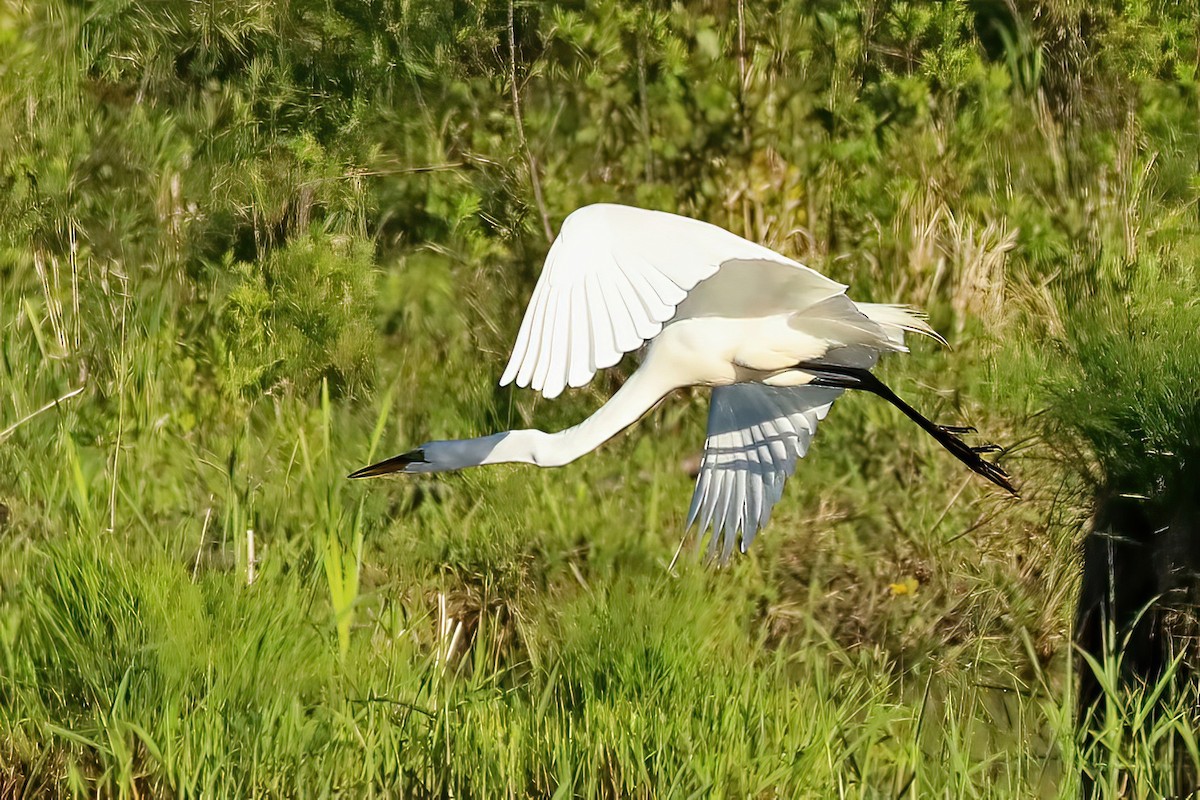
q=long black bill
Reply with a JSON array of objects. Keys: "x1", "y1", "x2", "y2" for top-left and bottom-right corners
[
  {"x1": 796, "y1": 361, "x2": 1017, "y2": 495},
  {"x1": 347, "y1": 448, "x2": 427, "y2": 479}
]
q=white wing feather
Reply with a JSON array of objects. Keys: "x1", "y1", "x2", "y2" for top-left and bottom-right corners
[
  {"x1": 687, "y1": 383, "x2": 844, "y2": 562},
  {"x1": 500, "y1": 204, "x2": 845, "y2": 399}
]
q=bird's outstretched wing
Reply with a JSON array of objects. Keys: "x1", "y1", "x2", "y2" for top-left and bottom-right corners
[
  {"x1": 500, "y1": 204, "x2": 845, "y2": 398},
  {"x1": 688, "y1": 383, "x2": 843, "y2": 562}
]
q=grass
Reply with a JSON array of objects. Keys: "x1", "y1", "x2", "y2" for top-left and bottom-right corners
[
  {"x1": 1, "y1": 268, "x2": 1184, "y2": 796},
  {"x1": 2, "y1": 201, "x2": 1193, "y2": 797}
]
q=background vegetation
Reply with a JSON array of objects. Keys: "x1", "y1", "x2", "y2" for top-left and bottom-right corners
[{"x1": 2, "y1": 0, "x2": 1199, "y2": 796}]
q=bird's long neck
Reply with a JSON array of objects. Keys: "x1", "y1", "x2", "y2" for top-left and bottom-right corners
[
  {"x1": 534, "y1": 365, "x2": 677, "y2": 467},
  {"x1": 424, "y1": 366, "x2": 677, "y2": 472}
]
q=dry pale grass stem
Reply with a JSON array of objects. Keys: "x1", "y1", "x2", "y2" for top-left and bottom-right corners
[
  {"x1": 946, "y1": 213, "x2": 1019, "y2": 332},
  {"x1": 898, "y1": 190, "x2": 1018, "y2": 332}
]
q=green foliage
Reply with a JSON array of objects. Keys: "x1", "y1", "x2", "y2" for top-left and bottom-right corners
[
  {"x1": 1043, "y1": 272, "x2": 1200, "y2": 497},
  {"x1": 216, "y1": 233, "x2": 377, "y2": 398}
]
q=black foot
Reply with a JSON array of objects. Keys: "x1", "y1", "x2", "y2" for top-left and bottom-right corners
[
  {"x1": 795, "y1": 360, "x2": 1018, "y2": 496},
  {"x1": 934, "y1": 427, "x2": 1015, "y2": 494}
]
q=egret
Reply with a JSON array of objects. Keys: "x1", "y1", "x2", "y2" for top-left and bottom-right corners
[{"x1": 351, "y1": 204, "x2": 1014, "y2": 560}]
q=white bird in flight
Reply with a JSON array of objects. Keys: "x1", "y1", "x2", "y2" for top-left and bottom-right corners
[{"x1": 352, "y1": 204, "x2": 1014, "y2": 561}]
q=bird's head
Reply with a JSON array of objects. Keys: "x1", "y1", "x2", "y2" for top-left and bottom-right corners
[{"x1": 348, "y1": 432, "x2": 533, "y2": 477}]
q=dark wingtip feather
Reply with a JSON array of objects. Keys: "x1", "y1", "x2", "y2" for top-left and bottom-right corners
[{"x1": 347, "y1": 448, "x2": 427, "y2": 479}]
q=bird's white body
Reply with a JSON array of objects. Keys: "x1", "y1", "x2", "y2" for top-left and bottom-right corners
[{"x1": 354, "y1": 204, "x2": 1009, "y2": 561}]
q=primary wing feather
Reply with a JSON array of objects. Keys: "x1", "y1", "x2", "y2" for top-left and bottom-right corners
[
  {"x1": 688, "y1": 383, "x2": 843, "y2": 562},
  {"x1": 500, "y1": 204, "x2": 845, "y2": 399}
]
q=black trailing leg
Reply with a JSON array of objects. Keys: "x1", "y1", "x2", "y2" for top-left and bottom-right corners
[{"x1": 795, "y1": 361, "x2": 1016, "y2": 495}]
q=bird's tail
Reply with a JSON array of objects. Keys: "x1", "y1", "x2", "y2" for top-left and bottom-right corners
[{"x1": 856, "y1": 303, "x2": 948, "y2": 348}]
